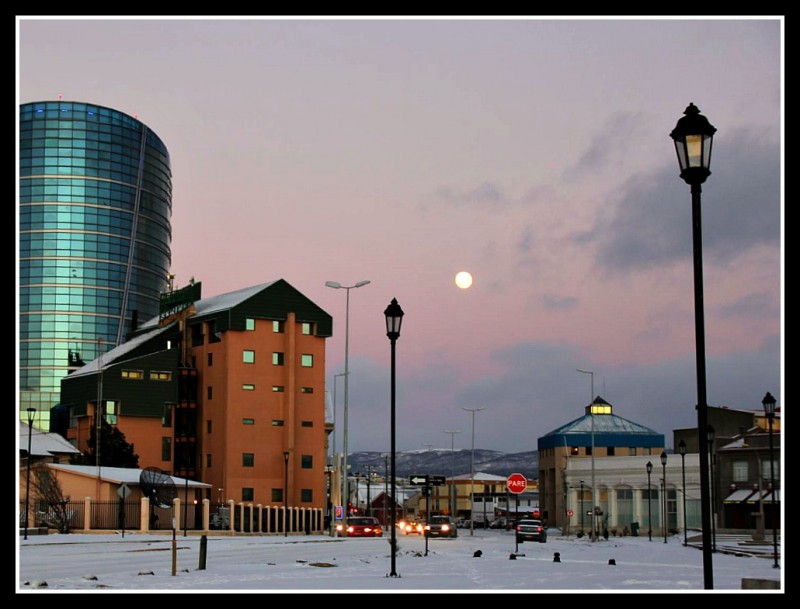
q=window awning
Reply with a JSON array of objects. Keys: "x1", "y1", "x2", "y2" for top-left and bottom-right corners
[
  {"x1": 723, "y1": 489, "x2": 757, "y2": 503},
  {"x1": 746, "y1": 489, "x2": 773, "y2": 503},
  {"x1": 763, "y1": 489, "x2": 780, "y2": 502}
]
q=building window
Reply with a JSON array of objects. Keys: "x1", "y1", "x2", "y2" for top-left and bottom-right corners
[
  {"x1": 69, "y1": 406, "x2": 77, "y2": 429},
  {"x1": 301, "y1": 455, "x2": 313, "y2": 469},
  {"x1": 630, "y1": 447, "x2": 637, "y2": 456},
  {"x1": 732, "y1": 460, "x2": 748, "y2": 482},
  {"x1": 207, "y1": 386, "x2": 213, "y2": 400},
  {"x1": 243, "y1": 453, "x2": 254, "y2": 467},
  {"x1": 206, "y1": 454, "x2": 212, "y2": 467},
  {"x1": 103, "y1": 401, "x2": 117, "y2": 425},
  {"x1": 301, "y1": 489, "x2": 312, "y2": 502},
  {"x1": 301, "y1": 354, "x2": 313, "y2": 367},
  {"x1": 273, "y1": 320, "x2": 285, "y2": 333},
  {"x1": 150, "y1": 370, "x2": 172, "y2": 381},
  {"x1": 243, "y1": 418, "x2": 255, "y2": 425},
  {"x1": 272, "y1": 420, "x2": 284, "y2": 427},
  {"x1": 272, "y1": 488, "x2": 283, "y2": 502},
  {"x1": 207, "y1": 420, "x2": 212, "y2": 433},
  {"x1": 301, "y1": 387, "x2": 313, "y2": 394},
  {"x1": 243, "y1": 384, "x2": 255, "y2": 391},
  {"x1": 242, "y1": 488, "x2": 254, "y2": 502},
  {"x1": 272, "y1": 385, "x2": 285, "y2": 392},
  {"x1": 586, "y1": 446, "x2": 592, "y2": 456},
  {"x1": 208, "y1": 320, "x2": 220, "y2": 343},
  {"x1": 301, "y1": 421, "x2": 313, "y2": 427},
  {"x1": 161, "y1": 437, "x2": 172, "y2": 461},
  {"x1": 762, "y1": 459, "x2": 779, "y2": 480},
  {"x1": 607, "y1": 446, "x2": 615, "y2": 456},
  {"x1": 570, "y1": 447, "x2": 579, "y2": 456},
  {"x1": 208, "y1": 353, "x2": 213, "y2": 366},
  {"x1": 246, "y1": 318, "x2": 256, "y2": 331},
  {"x1": 273, "y1": 352, "x2": 284, "y2": 365},
  {"x1": 122, "y1": 369, "x2": 144, "y2": 380},
  {"x1": 162, "y1": 403, "x2": 174, "y2": 427},
  {"x1": 302, "y1": 322, "x2": 313, "y2": 335},
  {"x1": 243, "y1": 350, "x2": 255, "y2": 364}
]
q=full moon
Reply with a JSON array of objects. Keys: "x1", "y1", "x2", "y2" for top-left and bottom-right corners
[{"x1": 455, "y1": 271, "x2": 473, "y2": 289}]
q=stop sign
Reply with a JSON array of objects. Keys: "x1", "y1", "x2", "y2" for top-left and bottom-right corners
[{"x1": 506, "y1": 473, "x2": 527, "y2": 494}]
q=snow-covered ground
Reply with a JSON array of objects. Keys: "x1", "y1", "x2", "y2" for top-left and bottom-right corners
[{"x1": 17, "y1": 527, "x2": 783, "y2": 593}]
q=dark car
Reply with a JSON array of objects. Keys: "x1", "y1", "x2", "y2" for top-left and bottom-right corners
[
  {"x1": 516, "y1": 519, "x2": 547, "y2": 543},
  {"x1": 338, "y1": 516, "x2": 383, "y2": 537},
  {"x1": 425, "y1": 515, "x2": 458, "y2": 538}
]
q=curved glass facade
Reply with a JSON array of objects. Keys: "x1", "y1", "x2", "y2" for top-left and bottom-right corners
[{"x1": 19, "y1": 101, "x2": 173, "y2": 429}]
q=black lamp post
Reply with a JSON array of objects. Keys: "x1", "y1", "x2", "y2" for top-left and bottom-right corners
[
  {"x1": 24, "y1": 407, "x2": 36, "y2": 540},
  {"x1": 670, "y1": 102, "x2": 716, "y2": 589},
  {"x1": 384, "y1": 297, "x2": 404, "y2": 578},
  {"x1": 283, "y1": 451, "x2": 290, "y2": 537},
  {"x1": 646, "y1": 462, "x2": 653, "y2": 542},
  {"x1": 660, "y1": 451, "x2": 668, "y2": 543},
  {"x1": 762, "y1": 391, "x2": 779, "y2": 569},
  {"x1": 679, "y1": 440, "x2": 687, "y2": 546},
  {"x1": 706, "y1": 425, "x2": 716, "y2": 552},
  {"x1": 579, "y1": 480, "x2": 585, "y2": 535}
]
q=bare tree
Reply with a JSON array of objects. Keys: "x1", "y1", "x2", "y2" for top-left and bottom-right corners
[{"x1": 30, "y1": 466, "x2": 72, "y2": 533}]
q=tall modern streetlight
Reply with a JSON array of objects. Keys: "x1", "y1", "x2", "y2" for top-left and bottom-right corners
[
  {"x1": 660, "y1": 451, "x2": 668, "y2": 543},
  {"x1": 579, "y1": 480, "x2": 585, "y2": 535},
  {"x1": 707, "y1": 425, "x2": 717, "y2": 552},
  {"x1": 576, "y1": 369, "x2": 596, "y2": 541},
  {"x1": 326, "y1": 280, "x2": 370, "y2": 524},
  {"x1": 23, "y1": 407, "x2": 36, "y2": 540},
  {"x1": 679, "y1": 439, "x2": 687, "y2": 546},
  {"x1": 761, "y1": 391, "x2": 779, "y2": 569},
  {"x1": 646, "y1": 461, "x2": 653, "y2": 542},
  {"x1": 283, "y1": 451, "x2": 290, "y2": 537},
  {"x1": 444, "y1": 430, "x2": 461, "y2": 517},
  {"x1": 670, "y1": 102, "x2": 716, "y2": 590},
  {"x1": 462, "y1": 406, "x2": 485, "y2": 536},
  {"x1": 384, "y1": 297, "x2": 404, "y2": 578},
  {"x1": 332, "y1": 370, "x2": 347, "y2": 518}
]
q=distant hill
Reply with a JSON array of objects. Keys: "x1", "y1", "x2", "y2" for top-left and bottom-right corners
[{"x1": 346, "y1": 449, "x2": 539, "y2": 481}]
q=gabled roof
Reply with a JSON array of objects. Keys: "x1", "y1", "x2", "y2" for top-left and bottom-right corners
[{"x1": 45, "y1": 464, "x2": 211, "y2": 488}]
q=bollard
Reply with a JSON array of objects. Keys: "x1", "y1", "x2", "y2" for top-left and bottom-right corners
[
  {"x1": 608, "y1": 558, "x2": 616, "y2": 565},
  {"x1": 199, "y1": 534, "x2": 207, "y2": 570},
  {"x1": 553, "y1": 552, "x2": 561, "y2": 563}
]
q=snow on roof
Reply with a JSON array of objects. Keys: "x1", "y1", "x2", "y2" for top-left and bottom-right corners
[
  {"x1": 19, "y1": 422, "x2": 80, "y2": 457},
  {"x1": 46, "y1": 464, "x2": 211, "y2": 488}
]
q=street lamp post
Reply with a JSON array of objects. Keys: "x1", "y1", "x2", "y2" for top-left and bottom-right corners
[
  {"x1": 707, "y1": 425, "x2": 716, "y2": 552},
  {"x1": 326, "y1": 279, "x2": 371, "y2": 529},
  {"x1": 762, "y1": 391, "x2": 779, "y2": 569},
  {"x1": 444, "y1": 430, "x2": 460, "y2": 517},
  {"x1": 576, "y1": 369, "x2": 596, "y2": 541},
  {"x1": 283, "y1": 451, "x2": 290, "y2": 537},
  {"x1": 462, "y1": 407, "x2": 485, "y2": 536},
  {"x1": 24, "y1": 407, "x2": 36, "y2": 540},
  {"x1": 579, "y1": 480, "x2": 585, "y2": 535},
  {"x1": 646, "y1": 461, "x2": 653, "y2": 542},
  {"x1": 670, "y1": 102, "x2": 717, "y2": 590},
  {"x1": 679, "y1": 439, "x2": 687, "y2": 546},
  {"x1": 384, "y1": 297, "x2": 404, "y2": 578},
  {"x1": 661, "y1": 451, "x2": 668, "y2": 543}
]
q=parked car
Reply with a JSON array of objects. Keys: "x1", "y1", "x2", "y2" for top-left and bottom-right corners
[
  {"x1": 338, "y1": 516, "x2": 383, "y2": 537},
  {"x1": 425, "y1": 515, "x2": 458, "y2": 538},
  {"x1": 516, "y1": 519, "x2": 547, "y2": 543}
]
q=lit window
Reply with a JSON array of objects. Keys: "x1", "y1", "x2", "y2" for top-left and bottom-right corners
[
  {"x1": 273, "y1": 352, "x2": 284, "y2": 365},
  {"x1": 570, "y1": 447, "x2": 579, "y2": 456},
  {"x1": 150, "y1": 370, "x2": 172, "y2": 381},
  {"x1": 272, "y1": 386, "x2": 285, "y2": 392},
  {"x1": 301, "y1": 354, "x2": 313, "y2": 367},
  {"x1": 273, "y1": 320, "x2": 284, "y2": 333},
  {"x1": 243, "y1": 350, "x2": 255, "y2": 364},
  {"x1": 272, "y1": 420, "x2": 284, "y2": 427},
  {"x1": 246, "y1": 318, "x2": 256, "y2": 331},
  {"x1": 302, "y1": 322, "x2": 313, "y2": 335},
  {"x1": 732, "y1": 461, "x2": 748, "y2": 482},
  {"x1": 243, "y1": 384, "x2": 255, "y2": 391},
  {"x1": 104, "y1": 401, "x2": 117, "y2": 425},
  {"x1": 122, "y1": 369, "x2": 144, "y2": 380}
]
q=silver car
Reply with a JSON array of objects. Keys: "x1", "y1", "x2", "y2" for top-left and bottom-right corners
[{"x1": 515, "y1": 519, "x2": 547, "y2": 543}]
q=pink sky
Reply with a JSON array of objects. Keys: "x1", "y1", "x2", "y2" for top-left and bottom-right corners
[{"x1": 17, "y1": 16, "x2": 783, "y2": 454}]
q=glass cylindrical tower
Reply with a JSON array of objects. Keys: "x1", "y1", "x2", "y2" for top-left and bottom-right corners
[{"x1": 19, "y1": 100, "x2": 173, "y2": 430}]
